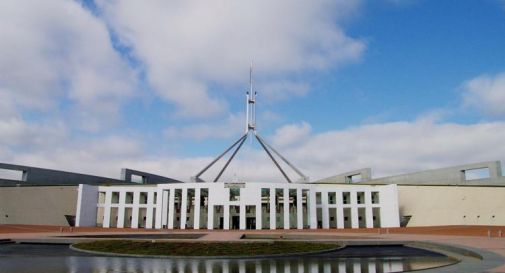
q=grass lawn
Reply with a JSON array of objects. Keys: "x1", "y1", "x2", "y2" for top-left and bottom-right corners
[{"x1": 72, "y1": 240, "x2": 339, "y2": 256}]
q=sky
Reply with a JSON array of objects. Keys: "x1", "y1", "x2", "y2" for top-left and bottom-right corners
[{"x1": 1, "y1": 0, "x2": 505, "y2": 182}]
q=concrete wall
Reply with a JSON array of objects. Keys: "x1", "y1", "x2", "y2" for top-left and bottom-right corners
[
  {"x1": 0, "y1": 186, "x2": 78, "y2": 226},
  {"x1": 316, "y1": 168, "x2": 372, "y2": 184},
  {"x1": 398, "y1": 185, "x2": 505, "y2": 226},
  {"x1": 366, "y1": 161, "x2": 504, "y2": 186},
  {"x1": 75, "y1": 184, "x2": 99, "y2": 227},
  {"x1": 0, "y1": 162, "x2": 181, "y2": 186}
]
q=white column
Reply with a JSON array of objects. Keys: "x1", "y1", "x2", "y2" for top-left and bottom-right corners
[
  {"x1": 161, "y1": 190, "x2": 169, "y2": 228},
  {"x1": 298, "y1": 260, "x2": 304, "y2": 273},
  {"x1": 284, "y1": 262, "x2": 290, "y2": 273},
  {"x1": 255, "y1": 204, "x2": 262, "y2": 230},
  {"x1": 167, "y1": 189, "x2": 175, "y2": 229},
  {"x1": 155, "y1": 189, "x2": 163, "y2": 229},
  {"x1": 75, "y1": 184, "x2": 98, "y2": 227},
  {"x1": 309, "y1": 190, "x2": 317, "y2": 229},
  {"x1": 368, "y1": 261, "x2": 376, "y2": 273},
  {"x1": 194, "y1": 188, "x2": 201, "y2": 230},
  {"x1": 283, "y1": 188, "x2": 289, "y2": 230},
  {"x1": 338, "y1": 262, "x2": 346, "y2": 273},
  {"x1": 116, "y1": 191, "x2": 126, "y2": 228},
  {"x1": 296, "y1": 188, "x2": 303, "y2": 229},
  {"x1": 146, "y1": 191, "x2": 154, "y2": 229},
  {"x1": 102, "y1": 191, "x2": 112, "y2": 228},
  {"x1": 180, "y1": 188, "x2": 188, "y2": 229},
  {"x1": 131, "y1": 191, "x2": 139, "y2": 228},
  {"x1": 255, "y1": 261, "x2": 261, "y2": 273},
  {"x1": 351, "y1": 191, "x2": 359, "y2": 228},
  {"x1": 207, "y1": 205, "x2": 214, "y2": 230},
  {"x1": 224, "y1": 205, "x2": 230, "y2": 230},
  {"x1": 205, "y1": 260, "x2": 212, "y2": 273},
  {"x1": 239, "y1": 260, "x2": 246, "y2": 273},
  {"x1": 222, "y1": 261, "x2": 229, "y2": 273},
  {"x1": 353, "y1": 262, "x2": 361, "y2": 273},
  {"x1": 269, "y1": 187, "x2": 276, "y2": 230},
  {"x1": 322, "y1": 191, "x2": 329, "y2": 229},
  {"x1": 239, "y1": 203, "x2": 246, "y2": 230},
  {"x1": 323, "y1": 264, "x2": 331, "y2": 273},
  {"x1": 365, "y1": 190, "x2": 373, "y2": 228},
  {"x1": 336, "y1": 190, "x2": 344, "y2": 229},
  {"x1": 177, "y1": 261, "x2": 184, "y2": 273},
  {"x1": 270, "y1": 261, "x2": 277, "y2": 273}
]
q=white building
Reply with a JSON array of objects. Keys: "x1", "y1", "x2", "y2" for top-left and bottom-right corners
[
  {"x1": 75, "y1": 182, "x2": 400, "y2": 230},
  {"x1": 11, "y1": 74, "x2": 505, "y2": 229}
]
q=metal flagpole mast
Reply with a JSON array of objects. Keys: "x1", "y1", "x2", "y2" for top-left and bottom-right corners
[
  {"x1": 247, "y1": 62, "x2": 256, "y2": 133},
  {"x1": 191, "y1": 64, "x2": 309, "y2": 183}
]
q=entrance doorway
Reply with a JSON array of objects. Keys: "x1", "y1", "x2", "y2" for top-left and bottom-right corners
[
  {"x1": 246, "y1": 217, "x2": 256, "y2": 229},
  {"x1": 231, "y1": 216, "x2": 240, "y2": 229}
]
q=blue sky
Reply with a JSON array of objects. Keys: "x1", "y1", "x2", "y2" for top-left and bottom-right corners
[{"x1": 1, "y1": 0, "x2": 505, "y2": 182}]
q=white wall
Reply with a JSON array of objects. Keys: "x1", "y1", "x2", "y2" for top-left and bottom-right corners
[
  {"x1": 83, "y1": 182, "x2": 400, "y2": 230},
  {"x1": 75, "y1": 184, "x2": 98, "y2": 227}
]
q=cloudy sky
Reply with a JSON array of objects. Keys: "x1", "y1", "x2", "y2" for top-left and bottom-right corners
[{"x1": 1, "y1": 0, "x2": 505, "y2": 182}]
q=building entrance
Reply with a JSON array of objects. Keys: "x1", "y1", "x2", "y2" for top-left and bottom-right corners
[
  {"x1": 231, "y1": 216, "x2": 240, "y2": 229},
  {"x1": 246, "y1": 217, "x2": 256, "y2": 229}
]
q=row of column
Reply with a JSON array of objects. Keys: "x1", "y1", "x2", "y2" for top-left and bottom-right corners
[
  {"x1": 101, "y1": 190, "x2": 156, "y2": 229},
  {"x1": 99, "y1": 187, "x2": 381, "y2": 230},
  {"x1": 318, "y1": 190, "x2": 377, "y2": 229},
  {"x1": 77, "y1": 258, "x2": 404, "y2": 273}
]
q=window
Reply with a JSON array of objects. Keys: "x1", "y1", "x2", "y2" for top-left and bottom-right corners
[
  {"x1": 111, "y1": 192, "x2": 120, "y2": 204},
  {"x1": 140, "y1": 192, "x2": 148, "y2": 204},
  {"x1": 131, "y1": 174, "x2": 146, "y2": 184},
  {"x1": 0, "y1": 169, "x2": 23, "y2": 181},
  {"x1": 328, "y1": 192, "x2": 336, "y2": 204},
  {"x1": 316, "y1": 192, "x2": 322, "y2": 204},
  {"x1": 98, "y1": 192, "x2": 106, "y2": 204},
  {"x1": 125, "y1": 192, "x2": 134, "y2": 204},
  {"x1": 261, "y1": 188, "x2": 270, "y2": 208},
  {"x1": 463, "y1": 168, "x2": 490, "y2": 180},
  {"x1": 289, "y1": 189, "x2": 296, "y2": 206},
  {"x1": 346, "y1": 174, "x2": 362, "y2": 183},
  {"x1": 343, "y1": 192, "x2": 350, "y2": 204},
  {"x1": 372, "y1": 192, "x2": 379, "y2": 204},
  {"x1": 357, "y1": 192, "x2": 365, "y2": 204},
  {"x1": 229, "y1": 188, "x2": 240, "y2": 201}
]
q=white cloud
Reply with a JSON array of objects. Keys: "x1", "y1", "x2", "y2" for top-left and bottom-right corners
[
  {"x1": 95, "y1": 0, "x2": 365, "y2": 117},
  {"x1": 1, "y1": 0, "x2": 503, "y2": 186},
  {"x1": 0, "y1": 0, "x2": 137, "y2": 131},
  {"x1": 462, "y1": 72, "x2": 505, "y2": 118},
  {"x1": 164, "y1": 113, "x2": 244, "y2": 141},
  {"x1": 0, "y1": 117, "x2": 68, "y2": 151},
  {"x1": 270, "y1": 122, "x2": 312, "y2": 148},
  {"x1": 2, "y1": 116, "x2": 505, "y2": 183}
]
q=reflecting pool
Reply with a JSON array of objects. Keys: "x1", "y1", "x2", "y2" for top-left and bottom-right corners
[{"x1": 0, "y1": 244, "x2": 457, "y2": 273}]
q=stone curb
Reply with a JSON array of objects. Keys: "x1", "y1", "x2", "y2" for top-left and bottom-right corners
[{"x1": 406, "y1": 241, "x2": 483, "y2": 260}]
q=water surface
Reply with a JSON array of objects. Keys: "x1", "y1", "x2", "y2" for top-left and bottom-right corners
[{"x1": 0, "y1": 244, "x2": 457, "y2": 273}]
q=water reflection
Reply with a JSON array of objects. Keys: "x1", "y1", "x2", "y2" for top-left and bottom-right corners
[{"x1": 54, "y1": 256, "x2": 455, "y2": 273}]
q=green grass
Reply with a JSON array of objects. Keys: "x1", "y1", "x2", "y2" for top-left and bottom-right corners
[{"x1": 72, "y1": 240, "x2": 339, "y2": 256}]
